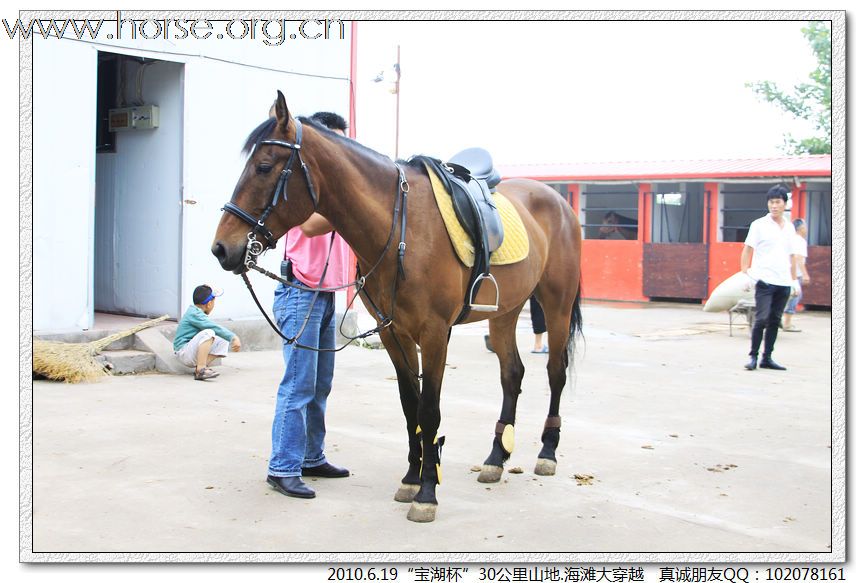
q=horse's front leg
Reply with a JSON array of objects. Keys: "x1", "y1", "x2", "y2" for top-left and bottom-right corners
[
  {"x1": 379, "y1": 328, "x2": 422, "y2": 503},
  {"x1": 406, "y1": 323, "x2": 449, "y2": 523}
]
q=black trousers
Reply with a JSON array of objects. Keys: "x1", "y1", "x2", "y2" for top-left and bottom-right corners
[
  {"x1": 750, "y1": 280, "x2": 791, "y2": 358},
  {"x1": 529, "y1": 295, "x2": 546, "y2": 335}
]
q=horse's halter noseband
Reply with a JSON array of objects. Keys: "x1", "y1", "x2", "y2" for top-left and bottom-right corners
[{"x1": 221, "y1": 121, "x2": 318, "y2": 259}]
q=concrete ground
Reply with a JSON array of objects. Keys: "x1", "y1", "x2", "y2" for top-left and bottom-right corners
[{"x1": 30, "y1": 302, "x2": 833, "y2": 557}]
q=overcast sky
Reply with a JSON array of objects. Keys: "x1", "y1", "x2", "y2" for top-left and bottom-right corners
[{"x1": 355, "y1": 20, "x2": 822, "y2": 165}]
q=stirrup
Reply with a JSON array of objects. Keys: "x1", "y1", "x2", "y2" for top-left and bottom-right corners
[{"x1": 468, "y1": 273, "x2": 500, "y2": 312}]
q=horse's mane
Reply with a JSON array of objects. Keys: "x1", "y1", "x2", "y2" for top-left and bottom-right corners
[
  {"x1": 240, "y1": 115, "x2": 392, "y2": 167},
  {"x1": 404, "y1": 156, "x2": 436, "y2": 171},
  {"x1": 296, "y1": 116, "x2": 393, "y2": 165}
]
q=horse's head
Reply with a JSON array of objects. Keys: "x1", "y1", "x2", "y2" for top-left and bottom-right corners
[
  {"x1": 598, "y1": 211, "x2": 617, "y2": 237},
  {"x1": 212, "y1": 91, "x2": 318, "y2": 273}
]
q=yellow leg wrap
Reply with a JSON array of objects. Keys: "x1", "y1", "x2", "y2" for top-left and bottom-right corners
[
  {"x1": 420, "y1": 434, "x2": 444, "y2": 483},
  {"x1": 501, "y1": 424, "x2": 515, "y2": 454},
  {"x1": 434, "y1": 435, "x2": 442, "y2": 484}
]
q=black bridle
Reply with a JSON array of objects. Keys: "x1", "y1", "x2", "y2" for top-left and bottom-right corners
[
  {"x1": 218, "y1": 121, "x2": 419, "y2": 377},
  {"x1": 222, "y1": 121, "x2": 319, "y2": 254}
]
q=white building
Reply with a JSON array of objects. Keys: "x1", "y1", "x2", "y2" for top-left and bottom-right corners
[{"x1": 30, "y1": 14, "x2": 355, "y2": 332}]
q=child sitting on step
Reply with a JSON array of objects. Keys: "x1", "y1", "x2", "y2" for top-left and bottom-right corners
[{"x1": 173, "y1": 284, "x2": 241, "y2": 380}]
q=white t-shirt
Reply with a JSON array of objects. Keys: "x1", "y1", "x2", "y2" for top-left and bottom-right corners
[
  {"x1": 791, "y1": 233, "x2": 808, "y2": 278},
  {"x1": 743, "y1": 214, "x2": 796, "y2": 286}
]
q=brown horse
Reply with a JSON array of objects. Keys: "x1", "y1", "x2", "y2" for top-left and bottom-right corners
[
  {"x1": 598, "y1": 211, "x2": 639, "y2": 240},
  {"x1": 212, "y1": 91, "x2": 583, "y2": 522}
]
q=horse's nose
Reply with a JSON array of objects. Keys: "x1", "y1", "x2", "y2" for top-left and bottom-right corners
[{"x1": 212, "y1": 241, "x2": 228, "y2": 266}]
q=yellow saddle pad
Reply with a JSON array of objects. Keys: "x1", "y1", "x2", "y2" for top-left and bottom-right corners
[{"x1": 425, "y1": 163, "x2": 529, "y2": 268}]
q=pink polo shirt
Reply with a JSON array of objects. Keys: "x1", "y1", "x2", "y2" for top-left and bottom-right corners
[{"x1": 283, "y1": 227, "x2": 352, "y2": 289}]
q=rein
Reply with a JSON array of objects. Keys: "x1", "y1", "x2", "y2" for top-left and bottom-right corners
[{"x1": 220, "y1": 122, "x2": 420, "y2": 376}]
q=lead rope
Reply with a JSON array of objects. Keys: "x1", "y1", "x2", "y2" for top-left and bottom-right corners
[
  {"x1": 241, "y1": 231, "x2": 386, "y2": 352},
  {"x1": 241, "y1": 165, "x2": 420, "y2": 376}
]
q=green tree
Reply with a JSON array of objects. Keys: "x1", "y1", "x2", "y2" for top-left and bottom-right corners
[{"x1": 747, "y1": 21, "x2": 830, "y2": 155}]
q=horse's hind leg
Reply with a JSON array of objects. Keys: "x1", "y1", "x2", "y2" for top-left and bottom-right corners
[
  {"x1": 379, "y1": 328, "x2": 423, "y2": 503},
  {"x1": 533, "y1": 287, "x2": 578, "y2": 477},
  {"x1": 478, "y1": 305, "x2": 525, "y2": 483}
]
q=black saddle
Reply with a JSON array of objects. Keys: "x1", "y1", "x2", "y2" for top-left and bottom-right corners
[
  {"x1": 448, "y1": 147, "x2": 502, "y2": 192},
  {"x1": 440, "y1": 148, "x2": 505, "y2": 257},
  {"x1": 413, "y1": 149, "x2": 504, "y2": 324}
]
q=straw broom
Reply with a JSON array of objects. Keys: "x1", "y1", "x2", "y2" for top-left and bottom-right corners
[{"x1": 33, "y1": 315, "x2": 169, "y2": 383}]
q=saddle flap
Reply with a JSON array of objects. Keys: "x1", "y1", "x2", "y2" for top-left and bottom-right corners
[
  {"x1": 423, "y1": 160, "x2": 530, "y2": 270},
  {"x1": 433, "y1": 163, "x2": 505, "y2": 255}
]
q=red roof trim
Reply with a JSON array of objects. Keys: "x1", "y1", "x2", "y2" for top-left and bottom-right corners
[
  {"x1": 499, "y1": 156, "x2": 831, "y2": 182},
  {"x1": 506, "y1": 170, "x2": 831, "y2": 181}
]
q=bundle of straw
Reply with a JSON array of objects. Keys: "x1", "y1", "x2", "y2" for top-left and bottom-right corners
[{"x1": 33, "y1": 315, "x2": 169, "y2": 383}]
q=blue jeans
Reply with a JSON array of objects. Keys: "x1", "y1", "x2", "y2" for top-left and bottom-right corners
[
  {"x1": 268, "y1": 280, "x2": 336, "y2": 477},
  {"x1": 784, "y1": 276, "x2": 803, "y2": 314}
]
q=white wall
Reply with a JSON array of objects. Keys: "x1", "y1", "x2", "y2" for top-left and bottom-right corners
[
  {"x1": 181, "y1": 60, "x2": 349, "y2": 319},
  {"x1": 32, "y1": 22, "x2": 353, "y2": 331},
  {"x1": 33, "y1": 40, "x2": 97, "y2": 333}
]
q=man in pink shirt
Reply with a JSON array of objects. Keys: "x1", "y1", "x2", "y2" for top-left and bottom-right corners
[{"x1": 266, "y1": 112, "x2": 353, "y2": 499}]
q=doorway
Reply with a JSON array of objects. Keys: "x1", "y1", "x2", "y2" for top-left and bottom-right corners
[
  {"x1": 94, "y1": 52, "x2": 184, "y2": 318},
  {"x1": 642, "y1": 182, "x2": 709, "y2": 300}
]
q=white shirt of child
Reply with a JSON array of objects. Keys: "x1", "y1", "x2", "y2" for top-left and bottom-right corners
[{"x1": 744, "y1": 213, "x2": 796, "y2": 287}]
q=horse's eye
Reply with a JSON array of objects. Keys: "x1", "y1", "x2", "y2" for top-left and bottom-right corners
[{"x1": 256, "y1": 163, "x2": 273, "y2": 175}]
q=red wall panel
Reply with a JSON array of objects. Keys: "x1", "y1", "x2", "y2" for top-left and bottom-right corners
[
  {"x1": 707, "y1": 242, "x2": 744, "y2": 296},
  {"x1": 581, "y1": 240, "x2": 646, "y2": 301}
]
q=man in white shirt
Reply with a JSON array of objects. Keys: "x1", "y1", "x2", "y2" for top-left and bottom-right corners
[
  {"x1": 782, "y1": 219, "x2": 811, "y2": 332},
  {"x1": 740, "y1": 185, "x2": 797, "y2": 371}
]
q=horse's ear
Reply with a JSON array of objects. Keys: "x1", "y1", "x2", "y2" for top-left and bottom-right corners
[{"x1": 274, "y1": 90, "x2": 291, "y2": 131}]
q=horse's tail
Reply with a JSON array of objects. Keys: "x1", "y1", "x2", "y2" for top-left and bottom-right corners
[{"x1": 565, "y1": 277, "x2": 583, "y2": 394}]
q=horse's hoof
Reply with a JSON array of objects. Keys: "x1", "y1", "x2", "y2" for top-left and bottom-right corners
[
  {"x1": 477, "y1": 464, "x2": 503, "y2": 483},
  {"x1": 407, "y1": 501, "x2": 438, "y2": 523},
  {"x1": 534, "y1": 458, "x2": 557, "y2": 476},
  {"x1": 393, "y1": 483, "x2": 420, "y2": 503}
]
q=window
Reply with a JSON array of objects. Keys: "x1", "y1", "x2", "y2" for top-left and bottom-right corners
[
  {"x1": 580, "y1": 184, "x2": 639, "y2": 240},
  {"x1": 650, "y1": 182, "x2": 705, "y2": 243},
  {"x1": 719, "y1": 183, "x2": 779, "y2": 243},
  {"x1": 805, "y1": 185, "x2": 831, "y2": 246}
]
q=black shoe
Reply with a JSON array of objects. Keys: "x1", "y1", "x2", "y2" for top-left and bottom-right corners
[
  {"x1": 267, "y1": 475, "x2": 316, "y2": 498},
  {"x1": 759, "y1": 358, "x2": 787, "y2": 371},
  {"x1": 744, "y1": 356, "x2": 758, "y2": 371},
  {"x1": 301, "y1": 462, "x2": 350, "y2": 478}
]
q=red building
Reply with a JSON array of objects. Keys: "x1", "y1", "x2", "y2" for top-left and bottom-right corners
[{"x1": 500, "y1": 156, "x2": 832, "y2": 307}]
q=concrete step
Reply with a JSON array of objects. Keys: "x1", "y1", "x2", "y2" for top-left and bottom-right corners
[
  {"x1": 35, "y1": 309, "x2": 370, "y2": 378},
  {"x1": 95, "y1": 350, "x2": 156, "y2": 375}
]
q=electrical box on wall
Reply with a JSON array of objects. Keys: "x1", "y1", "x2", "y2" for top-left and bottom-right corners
[{"x1": 108, "y1": 105, "x2": 160, "y2": 132}]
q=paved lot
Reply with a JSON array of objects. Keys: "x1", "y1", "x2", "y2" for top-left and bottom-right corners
[{"x1": 30, "y1": 302, "x2": 834, "y2": 557}]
